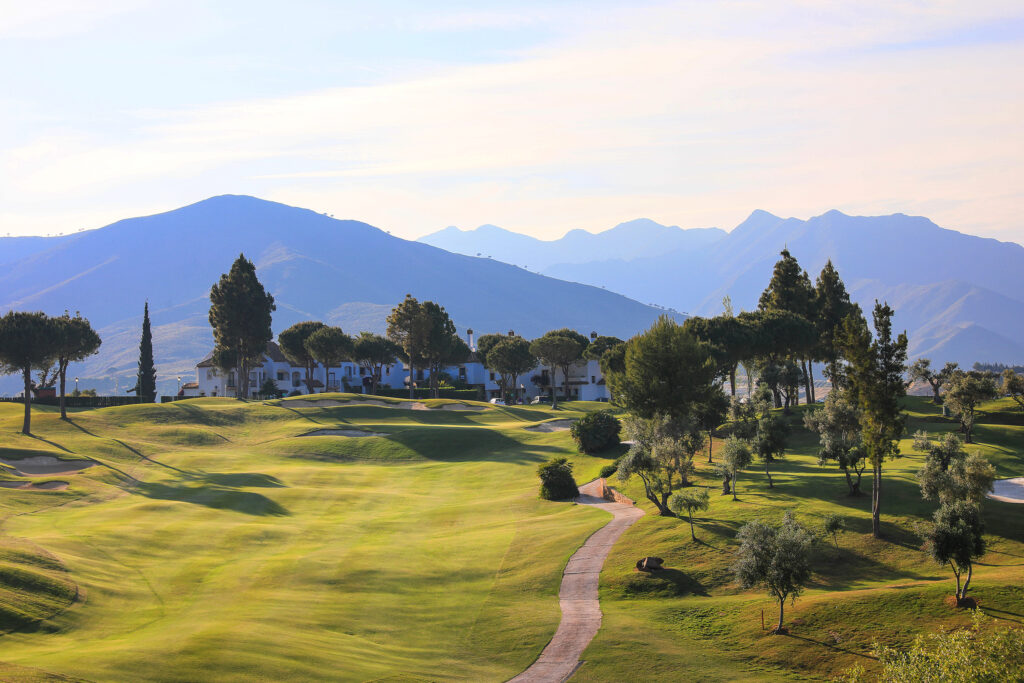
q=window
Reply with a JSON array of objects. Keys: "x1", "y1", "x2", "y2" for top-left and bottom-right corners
[
  {"x1": 329, "y1": 372, "x2": 336, "y2": 387},
  {"x1": 249, "y1": 372, "x2": 257, "y2": 388},
  {"x1": 206, "y1": 370, "x2": 214, "y2": 380},
  {"x1": 592, "y1": 376, "x2": 596, "y2": 383},
  {"x1": 292, "y1": 371, "x2": 300, "y2": 387},
  {"x1": 489, "y1": 372, "x2": 495, "y2": 381},
  {"x1": 277, "y1": 371, "x2": 286, "y2": 381},
  {"x1": 359, "y1": 367, "x2": 366, "y2": 376},
  {"x1": 345, "y1": 366, "x2": 352, "y2": 377},
  {"x1": 458, "y1": 367, "x2": 466, "y2": 379},
  {"x1": 227, "y1": 372, "x2": 236, "y2": 388}
]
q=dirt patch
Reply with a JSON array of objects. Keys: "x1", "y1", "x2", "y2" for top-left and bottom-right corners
[
  {"x1": 300, "y1": 429, "x2": 386, "y2": 438},
  {"x1": 524, "y1": 419, "x2": 576, "y2": 432},
  {"x1": 988, "y1": 477, "x2": 1024, "y2": 503},
  {"x1": 0, "y1": 456, "x2": 94, "y2": 476},
  {"x1": 0, "y1": 480, "x2": 69, "y2": 491}
]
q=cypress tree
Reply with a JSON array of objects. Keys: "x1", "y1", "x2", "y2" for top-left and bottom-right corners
[{"x1": 136, "y1": 302, "x2": 157, "y2": 402}]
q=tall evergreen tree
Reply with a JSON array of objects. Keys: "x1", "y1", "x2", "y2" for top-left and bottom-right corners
[
  {"x1": 759, "y1": 249, "x2": 817, "y2": 403},
  {"x1": 386, "y1": 295, "x2": 430, "y2": 399},
  {"x1": 209, "y1": 254, "x2": 276, "y2": 399},
  {"x1": 814, "y1": 260, "x2": 861, "y2": 388},
  {"x1": 841, "y1": 301, "x2": 908, "y2": 538},
  {"x1": 135, "y1": 302, "x2": 157, "y2": 403}
]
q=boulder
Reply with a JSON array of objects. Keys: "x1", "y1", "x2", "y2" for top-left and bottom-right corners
[{"x1": 635, "y1": 556, "x2": 664, "y2": 572}]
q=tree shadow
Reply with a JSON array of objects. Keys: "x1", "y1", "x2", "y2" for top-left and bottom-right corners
[
  {"x1": 622, "y1": 567, "x2": 710, "y2": 597},
  {"x1": 134, "y1": 481, "x2": 288, "y2": 516},
  {"x1": 25, "y1": 434, "x2": 73, "y2": 453},
  {"x1": 980, "y1": 606, "x2": 1024, "y2": 624},
  {"x1": 196, "y1": 472, "x2": 284, "y2": 488},
  {"x1": 781, "y1": 631, "x2": 877, "y2": 661}
]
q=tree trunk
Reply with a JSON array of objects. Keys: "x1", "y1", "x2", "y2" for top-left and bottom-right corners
[
  {"x1": 59, "y1": 364, "x2": 68, "y2": 420},
  {"x1": 722, "y1": 472, "x2": 731, "y2": 496},
  {"x1": 871, "y1": 463, "x2": 882, "y2": 538},
  {"x1": 729, "y1": 366, "x2": 736, "y2": 396},
  {"x1": 688, "y1": 514, "x2": 696, "y2": 540},
  {"x1": 843, "y1": 468, "x2": 854, "y2": 495},
  {"x1": 707, "y1": 431, "x2": 713, "y2": 463},
  {"x1": 550, "y1": 364, "x2": 558, "y2": 408},
  {"x1": 408, "y1": 360, "x2": 415, "y2": 399},
  {"x1": 801, "y1": 359, "x2": 811, "y2": 405},
  {"x1": 777, "y1": 596, "x2": 785, "y2": 632},
  {"x1": 765, "y1": 459, "x2": 773, "y2": 488},
  {"x1": 961, "y1": 562, "x2": 973, "y2": 601},
  {"x1": 807, "y1": 361, "x2": 816, "y2": 403},
  {"x1": 732, "y1": 472, "x2": 738, "y2": 500},
  {"x1": 562, "y1": 364, "x2": 571, "y2": 404},
  {"x1": 952, "y1": 562, "x2": 962, "y2": 601},
  {"x1": 852, "y1": 468, "x2": 863, "y2": 496},
  {"x1": 21, "y1": 366, "x2": 32, "y2": 435},
  {"x1": 932, "y1": 381, "x2": 942, "y2": 404}
]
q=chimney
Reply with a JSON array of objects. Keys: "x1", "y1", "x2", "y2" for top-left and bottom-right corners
[
  {"x1": 590, "y1": 331, "x2": 598, "y2": 340},
  {"x1": 467, "y1": 328, "x2": 475, "y2": 351}
]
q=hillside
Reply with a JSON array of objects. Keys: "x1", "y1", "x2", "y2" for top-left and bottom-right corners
[
  {"x1": 419, "y1": 218, "x2": 725, "y2": 271},
  {"x1": 541, "y1": 210, "x2": 1024, "y2": 365},
  {"x1": 0, "y1": 196, "x2": 681, "y2": 394}
]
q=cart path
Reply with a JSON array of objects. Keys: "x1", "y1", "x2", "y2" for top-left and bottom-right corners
[{"x1": 508, "y1": 480, "x2": 644, "y2": 683}]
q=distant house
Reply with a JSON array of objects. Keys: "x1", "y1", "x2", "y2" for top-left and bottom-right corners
[{"x1": 190, "y1": 333, "x2": 611, "y2": 402}]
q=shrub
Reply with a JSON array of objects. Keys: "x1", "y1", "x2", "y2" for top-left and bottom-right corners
[
  {"x1": 537, "y1": 458, "x2": 578, "y2": 500},
  {"x1": 570, "y1": 411, "x2": 622, "y2": 453},
  {"x1": 599, "y1": 464, "x2": 618, "y2": 479}
]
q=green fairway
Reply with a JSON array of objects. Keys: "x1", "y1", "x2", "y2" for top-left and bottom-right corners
[
  {"x1": 0, "y1": 396, "x2": 615, "y2": 682},
  {"x1": 0, "y1": 395, "x2": 1022, "y2": 681}
]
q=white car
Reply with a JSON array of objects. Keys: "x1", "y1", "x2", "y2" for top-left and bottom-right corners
[{"x1": 489, "y1": 398, "x2": 506, "y2": 405}]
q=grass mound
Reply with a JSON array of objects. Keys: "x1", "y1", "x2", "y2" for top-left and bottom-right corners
[{"x1": 0, "y1": 541, "x2": 76, "y2": 634}]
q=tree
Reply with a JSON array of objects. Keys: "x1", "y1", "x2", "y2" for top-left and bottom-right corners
[
  {"x1": 684, "y1": 314, "x2": 752, "y2": 396},
  {"x1": 617, "y1": 415, "x2": 703, "y2": 515},
  {"x1": 721, "y1": 435, "x2": 753, "y2": 500},
  {"x1": 352, "y1": 333, "x2": 400, "y2": 395},
  {"x1": 913, "y1": 431, "x2": 995, "y2": 505},
  {"x1": 694, "y1": 389, "x2": 729, "y2": 463},
  {"x1": 0, "y1": 312, "x2": 61, "y2": 434},
  {"x1": 543, "y1": 328, "x2": 588, "y2": 403},
  {"x1": 584, "y1": 335, "x2": 623, "y2": 361},
  {"x1": 733, "y1": 513, "x2": 815, "y2": 633},
  {"x1": 386, "y1": 295, "x2": 431, "y2": 399},
  {"x1": 304, "y1": 326, "x2": 353, "y2": 392},
  {"x1": 605, "y1": 316, "x2": 718, "y2": 421},
  {"x1": 804, "y1": 389, "x2": 868, "y2": 495},
  {"x1": 841, "y1": 301, "x2": 908, "y2": 538},
  {"x1": 741, "y1": 310, "x2": 815, "y2": 408},
  {"x1": 484, "y1": 336, "x2": 535, "y2": 402},
  {"x1": 1001, "y1": 368, "x2": 1024, "y2": 411},
  {"x1": 50, "y1": 312, "x2": 101, "y2": 419},
  {"x1": 537, "y1": 458, "x2": 578, "y2": 500},
  {"x1": 570, "y1": 411, "x2": 621, "y2": 453},
  {"x1": 209, "y1": 254, "x2": 276, "y2": 400},
  {"x1": 918, "y1": 500, "x2": 985, "y2": 604},
  {"x1": 822, "y1": 513, "x2": 845, "y2": 549},
  {"x1": 415, "y1": 301, "x2": 461, "y2": 398},
  {"x1": 530, "y1": 333, "x2": 584, "y2": 407},
  {"x1": 854, "y1": 611, "x2": 1024, "y2": 683},
  {"x1": 908, "y1": 358, "x2": 959, "y2": 404},
  {"x1": 134, "y1": 302, "x2": 157, "y2": 403},
  {"x1": 944, "y1": 370, "x2": 999, "y2": 444},
  {"x1": 668, "y1": 487, "x2": 710, "y2": 541},
  {"x1": 758, "y1": 249, "x2": 817, "y2": 404},
  {"x1": 813, "y1": 260, "x2": 861, "y2": 389},
  {"x1": 279, "y1": 321, "x2": 327, "y2": 394},
  {"x1": 753, "y1": 409, "x2": 789, "y2": 488}
]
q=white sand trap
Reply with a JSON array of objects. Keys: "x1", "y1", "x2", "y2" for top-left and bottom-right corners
[
  {"x1": 525, "y1": 419, "x2": 576, "y2": 433},
  {"x1": 988, "y1": 478, "x2": 1024, "y2": 503},
  {"x1": 285, "y1": 398, "x2": 425, "y2": 410},
  {"x1": 0, "y1": 480, "x2": 69, "y2": 491},
  {"x1": 300, "y1": 429, "x2": 386, "y2": 438},
  {"x1": 0, "y1": 456, "x2": 94, "y2": 476}
]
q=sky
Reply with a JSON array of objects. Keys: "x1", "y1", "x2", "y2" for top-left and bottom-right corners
[{"x1": 1, "y1": 0, "x2": 1022, "y2": 243}]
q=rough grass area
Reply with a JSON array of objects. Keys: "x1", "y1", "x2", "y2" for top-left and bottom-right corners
[
  {"x1": 0, "y1": 395, "x2": 615, "y2": 681},
  {"x1": 576, "y1": 396, "x2": 1024, "y2": 681}
]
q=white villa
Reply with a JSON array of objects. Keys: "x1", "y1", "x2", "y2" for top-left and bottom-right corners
[{"x1": 187, "y1": 331, "x2": 610, "y2": 403}]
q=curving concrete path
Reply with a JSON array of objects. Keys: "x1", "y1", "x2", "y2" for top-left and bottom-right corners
[{"x1": 508, "y1": 480, "x2": 644, "y2": 683}]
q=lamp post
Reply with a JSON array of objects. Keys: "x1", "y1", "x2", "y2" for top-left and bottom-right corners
[
  {"x1": 74, "y1": 377, "x2": 79, "y2": 394},
  {"x1": 177, "y1": 376, "x2": 181, "y2": 394}
]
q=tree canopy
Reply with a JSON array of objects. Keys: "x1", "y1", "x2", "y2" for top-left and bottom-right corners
[
  {"x1": 279, "y1": 321, "x2": 328, "y2": 394},
  {"x1": 304, "y1": 326, "x2": 353, "y2": 391},
  {"x1": 50, "y1": 311, "x2": 101, "y2": 419},
  {"x1": 135, "y1": 302, "x2": 157, "y2": 403},
  {"x1": 0, "y1": 311, "x2": 63, "y2": 434}
]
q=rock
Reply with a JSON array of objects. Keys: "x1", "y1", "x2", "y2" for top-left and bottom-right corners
[{"x1": 635, "y1": 556, "x2": 664, "y2": 572}]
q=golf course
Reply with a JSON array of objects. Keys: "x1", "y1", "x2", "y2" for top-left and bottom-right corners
[{"x1": 0, "y1": 394, "x2": 1022, "y2": 681}]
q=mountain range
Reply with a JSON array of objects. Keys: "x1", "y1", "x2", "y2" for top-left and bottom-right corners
[
  {"x1": 0, "y1": 196, "x2": 680, "y2": 395},
  {"x1": 419, "y1": 210, "x2": 1024, "y2": 366}
]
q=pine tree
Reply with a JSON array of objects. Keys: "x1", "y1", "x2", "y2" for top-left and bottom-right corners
[
  {"x1": 814, "y1": 260, "x2": 860, "y2": 388},
  {"x1": 758, "y1": 249, "x2": 817, "y2": 403},
  {"x1": 136, "y1": 302, "x2": 157, "y2": 403}
]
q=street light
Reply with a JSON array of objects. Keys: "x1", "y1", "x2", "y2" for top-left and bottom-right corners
[
  {"x1": 74, "y1": 377, "x2": 79, "y2": 393},
  {"x1": 177, "y1": 376, "x2": 182, "y2": 394}
]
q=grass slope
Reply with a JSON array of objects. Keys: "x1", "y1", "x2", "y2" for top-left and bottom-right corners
[
  {"x1": 0, "y1": 396, "x2": 616, "y2": 682},
  {"x1": 576, "y1": 396, "x2": 1024, "y2": 681}
]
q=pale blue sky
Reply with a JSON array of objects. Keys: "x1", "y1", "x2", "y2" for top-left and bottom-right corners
[{"x1": 1, "y1": 1, "x2": 1022, "y2": 242}]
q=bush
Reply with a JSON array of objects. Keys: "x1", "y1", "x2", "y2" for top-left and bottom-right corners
[
  {"x1": 570, "y1": 410, "x2": 622, "y2": 453},
  {"x1": 537, "y1": 458, "x2": 578, "y2": 500},
  {"x1": 599, "y1": 464, "x2": 618, "y2": 479}
]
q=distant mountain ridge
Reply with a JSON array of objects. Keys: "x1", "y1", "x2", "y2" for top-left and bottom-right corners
[
  {"x1": 0, "y1": 196, "x2": 682, "y2": 395},
  {"x1": 419, "y1": 218, "x2": 725, "y2": 271}
]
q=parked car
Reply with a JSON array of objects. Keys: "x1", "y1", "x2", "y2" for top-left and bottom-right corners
[
  {"x1": 530, "y1": 395, "x2": 551, "y2": 404},
  {"x1": 489, "y1": 398, "x2": 506, "y2": 405}
]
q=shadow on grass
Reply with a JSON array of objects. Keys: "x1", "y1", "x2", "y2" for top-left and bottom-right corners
[
  {"x1": 135, "y1": 481, "x2": 288, "y2": 516},
  {"x1": 26, "y1": 434, "x2": 73, "y2": 453},
  {"x1": 622, "y1": 567, "x2": 710, "y2": 597},
  {"x1": 781, "y1": 631, "x2": 877, "y2": 661},
  {"x1": 980, "y1": 606, "x2": 1024, "y2": 624}
]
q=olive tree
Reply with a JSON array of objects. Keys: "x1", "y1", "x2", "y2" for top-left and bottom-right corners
[
  {"x1": 804, "y1": 390, "x2": 868, "y2": 496},
  {"x1": 908, "y1": 358, "x2": 959, "y2": 404},
  {"x1": 913, "y1": 431, "x2": 995, "y2": 505},
  {"x1": 1001, "y1": 368, "x2": 1024, "y2": 411},
  {"x1": 918, "y1": 500, "x2": 985, "y2": 604},
  {"x1": 618, "y1": 415, "x2": 703, "y2": 515},
  {"x1": 944, "y1": 370, "x2": 999, "y2": 443},
  {"x1": 668, "y1": 487, "x2": 710, "y2": 541},
  {"x1": 721, "y1": 435, "x2": 753, "y2": 501},
  {"x1": 733, "y1": 512, "x2": 815, "y2": 633}
]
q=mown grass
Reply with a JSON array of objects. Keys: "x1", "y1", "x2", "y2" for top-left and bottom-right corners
[
  {"x1": 0, "y1": 395, "x2": 616, "y2": 682},
  {"x1": 577, "y1": 396, "x2": 1024, "y2": 681}
]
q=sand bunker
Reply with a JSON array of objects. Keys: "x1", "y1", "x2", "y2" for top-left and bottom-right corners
[
  {"x1": 525, "y1": 419, "x2": 576, "y2": 433},
  {"x1": 0, "y1": 456, "x2": 94, "y2": 476},
  {"x1": 300, "y1": 429, "x2": 386, "y2": 438},
  {"x1": 0, "y1": 480, "x2": 69, "y2": 491},
  {"x1": 283, "y1": 398, "x2": 486, "y2": 411},
  {"x1": 988, "y1": 478, "x2": 1024, "y2": 503}
]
